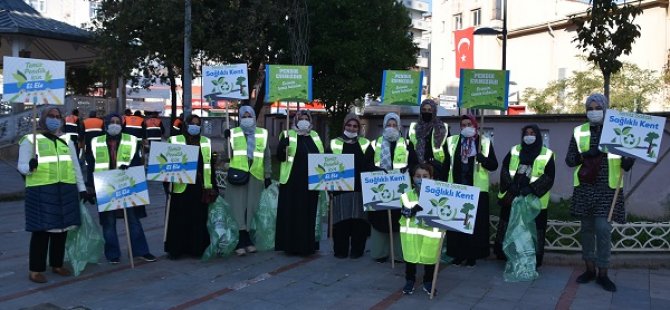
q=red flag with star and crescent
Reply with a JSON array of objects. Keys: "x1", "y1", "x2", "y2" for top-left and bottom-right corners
[{"x1": 454, "y1": 27, "x2": 474, "y2": 78}]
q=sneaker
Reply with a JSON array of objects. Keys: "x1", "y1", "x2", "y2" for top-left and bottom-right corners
[
  {"x1": 423, "y1": 282, "x2": 437, "y2": 296},
  {"x1": 576, "y1": 270, "x2": 596, "y2": 283},
  {"x1": 402, "y1": 280, "x2": 415, "y2": 295},
  {"x1": 235, "y1": 248, "x2": 246, "y2": 256},
  {"x1": 245, "y1": 245, "x2": 257, "y2": 253},
  {"x1": 139, "y1": 254, "x2": 157, "y2": 262},
  {"x1": 596, "y1": 276, "x2": 617, "y2": 292},
  {"x1": 109, "y1": 258, "x2": 121, "y2": 264}
]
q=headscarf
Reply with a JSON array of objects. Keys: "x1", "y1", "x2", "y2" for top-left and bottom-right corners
[
  {"x1": 415, "y1": 99, "x2": 447, "y2": 162},
  {"x1": 341, "y1": 113, "x2": 361, "y2": 143},
  {"x1": 39, "y1": 107, "x2": 62, "y2": 133},
  {"x1": 460, "y1": 114, "x2": 478, "y2": 164},
  {"x1": 584, "y1": 93, "x2": 608, "y2": 112},
  {"x1": 293, "y1": 110, "x2": 313, "y2": 136},
  {"x1": 238, "y1": 105, "x2": 256, "y2": 159},
  {"x1": 519, "y1": 124, "x2": 543, "y2": 165},
  {"x1": 380, "y1": 113, "x2": 401, "y2": 170}
]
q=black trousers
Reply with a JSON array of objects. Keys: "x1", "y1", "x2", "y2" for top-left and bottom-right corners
[
  {"x1": 29, "y1": 231, "x2": 67, "y2": 272},
  {"x1": 405, "y1": 262, "x2": 436, "y2": 283},
  {"x1": 333, "y1": 219, "x2": 369, "y2": 257}
]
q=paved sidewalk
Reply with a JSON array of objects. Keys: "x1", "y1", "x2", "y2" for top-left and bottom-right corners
[
  {"x1": 0, "y1": 158, "x2": 24, "y2": 200},
  {"x1": 1, "y1": 182, "x2": 669, "y2": 309}
]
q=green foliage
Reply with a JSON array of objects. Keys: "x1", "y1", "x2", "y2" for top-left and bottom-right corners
[
  {"x1": 571, "y1": 0, "x2": 643, "y2": 99},
  {"x1": 521, "y1": 60, "x2": 663, "y2": 113},
  {"x1": 306, "y1": 0, "x2": 417, "y2": 134}
]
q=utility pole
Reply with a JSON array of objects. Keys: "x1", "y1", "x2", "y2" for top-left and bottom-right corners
[{"x1": 183, "y1": 0, "x2": 192, "y2": 119}]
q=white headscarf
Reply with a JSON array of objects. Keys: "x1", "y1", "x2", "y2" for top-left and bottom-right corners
[{"x1": 380, "y1": 113, "x2": 401, "y2": 170}]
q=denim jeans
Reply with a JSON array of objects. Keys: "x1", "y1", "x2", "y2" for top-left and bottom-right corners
[
  {"x1": 99, "y1": 209, "x2": 150, "y2": 261},
  {"x1": 580, "y1": 216, "x2": 612, "y2": 268}
]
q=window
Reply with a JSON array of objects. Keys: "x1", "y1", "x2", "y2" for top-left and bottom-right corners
[
  {"x1": 453, "y1": 13, "x2": 462, "y2": 30},
  {"x1": 89, "y1": 1, "x2": 101, "y2": 19},
  {"x1": 472, "y1": 9, "x2": 481, "y2": 26},
  {"x1": 27, "y1": 0, "x2": 46, "y2": 12}
]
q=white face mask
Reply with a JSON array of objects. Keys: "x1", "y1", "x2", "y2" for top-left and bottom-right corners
[
  {"x1": 383, "y1": 127, "x2": 400, "y2": 142},
  {"x1": 343, "y1": 131, "x2": 358, "y2": 139},
  {"x1": 523, "y1": 135, "x2": 536, "y2": 145},
  {"x1": 240, "y1": 117, "x2": 255, "y2": 128},
  {"x1": 107, "y1": 124, "x2": 122, "y2": 136},
  {"x1": 587, "y1": 110, "x2": 604, "y2": 123},
  {"x1": 461, "y1": 126, "x2": 476, "y2": 138},
  {"x1": 297, "y1": 120, "x2": 311, "y2": 131}
]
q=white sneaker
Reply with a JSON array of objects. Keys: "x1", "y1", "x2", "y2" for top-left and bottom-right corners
[
  {"x1": 245, "y1": 245, "x2": 257, "y2": 253},
  {"x1": 235, "y1": 248, "x2": 246, "y2": 256}
]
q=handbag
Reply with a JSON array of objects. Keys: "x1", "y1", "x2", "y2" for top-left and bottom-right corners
[
  {"x1": 227, "y1": 167, "x2": 250, "y2": 185},
  {"x1": 578, "y1": 153, "x2": 603, "y2": 185}
]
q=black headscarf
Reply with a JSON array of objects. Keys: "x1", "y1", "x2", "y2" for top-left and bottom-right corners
[{"x1": 519, "y1": 124, "x2": 543, "y2": 165}]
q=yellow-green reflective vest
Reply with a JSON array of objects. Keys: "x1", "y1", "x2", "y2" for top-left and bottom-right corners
[
  {"x1": 399, "y1": 190, "x2": 443, "y2": 264},
  {"x1": 572, "y1": 123, "x2": 622, "y2": 189},
  {"x1": 278, "y1": 130, "x2": 324, "y2": 184},
  {"x1": 497, "y1": 145, "x2": 554, "y2": 209},
  {"x1": 20, "y1": 134, "x2": 76, "y2": 187},
  {"x1": 169, "y1": 135, "x2": 213, "y2": 193},
  {"x1": 372, "y1": 136, "x2": 408, "y2": 170},
  {"x1": 446, "y1": 135, "x2": 491, "y2": 192},
  {"x1": 407, "y1": 122, "x2": 449, "y2": 163},
  {"x1": 91, "y1": 133, "x2": 138, "y2": 172},
  {"x1": 408, "y1": 122, "x2": 447, "y2": 163},
  {"x1": 330, "y1": 137, "x2": 370, "y2": 154},
  {"x1": 229, "y1": 127, "x2": 268, "y2": 181}
]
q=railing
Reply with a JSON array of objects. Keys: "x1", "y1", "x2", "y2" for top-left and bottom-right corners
[{"x1": 489, "y1": 216, "x2": 670, "y2": 252}]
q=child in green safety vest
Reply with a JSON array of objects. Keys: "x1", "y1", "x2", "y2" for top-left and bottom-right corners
[{"x1": 400, "y1": 163, "x2": 443, "y2": 296}]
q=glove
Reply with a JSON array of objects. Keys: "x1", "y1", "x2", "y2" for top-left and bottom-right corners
[
  {"x1": 79, "y1": 191, "x2": 96, "y2": 204},
  {"x1": 581, "y1": 148, "x2": 601, "y2": 158},
  {"x1": 520, "y1": 187, "x2": 533, "y2": 196},
  {"x1": 621, "y1": 156, "x2": 636, "y2": 171},
  {"x1": 264, "y1": 178, "x2": 272, "y2": 188},
  {"x1": 401, "y1": 204, "x2": 423, "y2": 218},
  {"x1": 410, "y1": 205, "x2": 424, "y2": 217},
  {"x1": 475, "y1": 153, "x2": 487, "y2": 163},
  {"x1": 223, "y1": 129, "x2": 231, "y2": 139},
  {"x1": 399, "y1": 167, "x2": 408, "y2": 174},
  {"x1": 118, "y1": 164, "x2": 129, "y2": 170},
  {"x1": 29, "y1": 156, "x2": 38, "y2": 172}
]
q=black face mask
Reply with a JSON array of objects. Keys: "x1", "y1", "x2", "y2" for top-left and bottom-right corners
[{"x1": 421, "y1": 112, "x2": 432, "y2": 122}]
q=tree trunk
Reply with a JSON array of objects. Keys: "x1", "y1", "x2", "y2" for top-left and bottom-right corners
[
  {"x1": 168, "y1": 65, "x2": 178, "y2": 123},
  {"x1": 603, "y1": 71, "x2": 611, "y2": 102},
  {"x1": 248, "y1": 60, "x2": 266, "y2": 118}
]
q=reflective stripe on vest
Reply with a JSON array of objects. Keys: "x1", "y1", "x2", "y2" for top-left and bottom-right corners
[
  {"x1": 408, "y1": 122, "x2": 447, "y2": 163},
  {"x1": 20, "y1": 134, "x2": 76, "y2": 187},
  {"x1": 169, "y1": 135, "x2": 213, "y2": 193},
  {"x1": 330, "y1": 137, "x2": 370, "y2": 154},
  {"x1": 572, "y1": 123, "x2": 622, "y2": 189},
  {"x1": 498, "y1": 145, "x2": 553, "y2": 209},
  {"x1": 399, "y1": 190, "x2": 442, "y2": 264},
  {"x1": 279, "y1": 130, "x2": 324, "y2": 184},
  {"x1": 92, "y1": 134, "x2": 138, "y2": 172},
  {"x1": 372, "y1": 136, "x2": 408, "y2": 170},
  {"x1": 446, "y1": 135, "x2": 491, "y2": 192},
  {"x1": 229, "y1": 127, "x2": 267, "y2": 181}
]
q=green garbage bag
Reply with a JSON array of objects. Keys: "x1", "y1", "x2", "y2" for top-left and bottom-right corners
[
  {"x1": 315, "y1": 191, "x2": 329, "y2": 241},
  {"x1": 250, "y1": 181, "x2": 279, "y2": 251},
  {"x1": 503, "y1": 195, "x2": 542, "y2": 282},
  {"x1": 64, "y1": 201, "x2": 104, "y2": 276},
  {"x1": 202, "y1": 196, "x2": 239, "y2": 260}
]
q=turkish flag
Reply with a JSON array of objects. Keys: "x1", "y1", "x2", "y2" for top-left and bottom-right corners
[{"x1": 454, "y1": 27, "x2": 474, "y2": 78}]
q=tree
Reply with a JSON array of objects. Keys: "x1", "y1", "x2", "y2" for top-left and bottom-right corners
[
  {"x1": 644, "y1": 132, "x2": 660, "y2": 156},
  {"x1": 571, "y1": 0, "x2": 643, "y2": 100},
  {"x1": 306, "y1": 0, "x2": 417, "y2": 136},
  {"x1": 522, "y1": 61, "x2": 663, "y2": 113}
]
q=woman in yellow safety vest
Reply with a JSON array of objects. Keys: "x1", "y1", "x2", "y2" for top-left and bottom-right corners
[
  {"x1": 408, "y1": 99, "x2": 449, "y2": 180},
  {"x1": 444, "y1": 114, "x2": 498, "y2": 267},
  {"x1": 275, "y1": 110, "x2": 324, "y2": 256},
  {"x1": 566, "y1": 93, "x2": 635, "y2": 292},
  {"x1": 18, "y1": 107, "x2": 89, "y2": 283},
  {"x1": 368, "y1": 113, "x2": 416, "y2": 263},
  {"x1": 224, "y1": 105, "x2": 271, "y2": 256},
  {"x1": 328, "y1": 113, "x2": 374, "y2": 259},
  {"x1": 399, "y1": 163, "x2": 443, "y2": 295},
  {"x1": 495, "y1": 124, "x2": 555, "y2": 267},
  {"x1": 165, "y1": 114, "x2": 217, "y2": 259}
]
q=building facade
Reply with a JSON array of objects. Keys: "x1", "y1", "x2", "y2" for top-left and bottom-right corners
[
  {"x1": 430, "y1": 0, "x2": 670, "y2": 112},
  {"x1": 24, "y1": 0, "x2": 100, "y2": 29},
  {"x1": 400, "y1": 0, "x2": 431, "y2": 97}
]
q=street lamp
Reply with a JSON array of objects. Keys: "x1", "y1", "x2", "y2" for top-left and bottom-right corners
[{"x1": 473, "y1": 0, "x2": 507, "y2": 71}]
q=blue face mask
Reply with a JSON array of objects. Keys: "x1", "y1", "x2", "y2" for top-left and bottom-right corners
[
  {"x1": 413, "y1": 178, "x2": 422, "y2": 189},
  {"x1": 187, "y1": 124, "x2": 201, "y2": 136},
  {"x1": 45, "y1": 118, "x2": 61, "y2": 132}
]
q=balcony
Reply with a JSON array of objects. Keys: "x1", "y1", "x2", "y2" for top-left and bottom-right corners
[
  {"x1": 403, "y1": 0, "x2": 429, "y2": 13},
  {"x1": 416, "y1": 56, "x2": 428, "y2": 68},
  {"x1": 411, "y1": 19, "x2": 430, "y2": 31}
]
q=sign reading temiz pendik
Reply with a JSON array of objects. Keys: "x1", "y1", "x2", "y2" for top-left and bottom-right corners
[
  {"x1": 458, "y1": 68, "x2": 510, "y2": 110},
  {"x1": 93, "y1": 166, "x2": 150, "y2": 213},
  {"x1": 307, "y1": 154, "x2": 355, "y2": 191},
  {"x1": 416, "y1": 179, "x2": 480, "y2": 234},
  {"x1": 3, "y1": 56, "x2": 65, "y2": 105},
  {"x1": 264, "y1": 65, "x2": 313, "y2": 102},
  {"x1": 380, "y1": 70, "x2": 423, "y2": 106},
  {"x1": 599, "y1": 109, "x2": 666, "y2": 163},
  {"x1": 147, "y1": 142, "x2": 201, "y2": 183}
]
